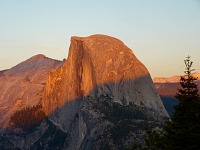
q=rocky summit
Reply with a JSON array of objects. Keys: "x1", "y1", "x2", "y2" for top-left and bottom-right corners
[
  {"x1": 0, "y1": 35, "x2": 169, "y2": 150},
  {"x1": 43, "y1": 35, "x2": 168, "y2": 119},
  {"x1": 0, "y1": 54, "x2": 64, "y2": 128}
]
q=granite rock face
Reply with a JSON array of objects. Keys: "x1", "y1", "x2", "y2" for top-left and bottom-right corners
[
  {"x1": 40, "y1": 35, "x2": 169, "y2": 149},
  {"x1": 0, "y1": 35, "x2": 169, "y2": 149},
  {"x1": 0, "y1": 54, "x2": 64, "y2": 128},
  {"x1": 43, "y1": 35, "x2": 168, "y2": 121}
]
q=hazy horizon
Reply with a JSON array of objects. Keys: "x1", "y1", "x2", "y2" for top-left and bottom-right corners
[{"x1": 1, "y1": 0, "x2": 200, "y2": 77}]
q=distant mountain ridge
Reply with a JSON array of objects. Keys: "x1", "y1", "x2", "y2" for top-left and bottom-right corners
[
  {"x1": 153, "y1": 72, "x2": 200, "y2": 83},
  {"x1": 153, "y1": 73, "x2": 200, "y2": 118},
  {"x1": 153, "y1": 72, "x2": 200, "y2": 97},
  {"x1": 0, "y1": 54, "x2": 64, "y2": 128}
]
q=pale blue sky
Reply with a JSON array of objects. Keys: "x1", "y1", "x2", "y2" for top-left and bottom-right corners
[{"x1": 0, "y1": 0, "x2": 200, "y2": 77}]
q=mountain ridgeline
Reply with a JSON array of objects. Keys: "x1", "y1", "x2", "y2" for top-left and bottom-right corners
[
  {"x1": 153, "y1": 74, "x2": 200, "y2": 117},
  {"x1": 0, "y1": 54, "x2": 64, "y2": 128},
  {"x1": 0, "y1": 35, "x2": 169, "y2": 149}
]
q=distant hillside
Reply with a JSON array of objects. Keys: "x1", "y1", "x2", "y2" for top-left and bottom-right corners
[
  {"x1": 153, "y1": 72, "x2": 200, "y2": 97},
  {"x1": 153, "y1": 73, "x2": 200, "y2": 118}
]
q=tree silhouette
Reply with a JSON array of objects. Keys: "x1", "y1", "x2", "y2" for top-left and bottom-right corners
[
  {"x1": 164, "y1": 55, "x2": 200, "y2": 149},
  {"x1": 175, "y1": 55, "x2": 199, "y2": 102}
]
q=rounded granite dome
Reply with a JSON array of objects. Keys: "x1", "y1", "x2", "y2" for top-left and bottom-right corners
[{"x1": 71, "y1": 34, "x2": 133, "y2": 54}]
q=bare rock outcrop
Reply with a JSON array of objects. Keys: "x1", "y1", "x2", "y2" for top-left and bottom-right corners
[
  {"x1": 0, "y1": 54, "x2": 64, "y2": 128},
  {"x1": 0, "y1": 35, "x2": 169, "y2": 149},
  {"x1": 43, "y1": 35, "x2": 168, "y2": 121}
]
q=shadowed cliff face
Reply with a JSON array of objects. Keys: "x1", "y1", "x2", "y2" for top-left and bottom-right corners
[{"x1": 42, "y1": 35, "x2": 169, "y2": 131}]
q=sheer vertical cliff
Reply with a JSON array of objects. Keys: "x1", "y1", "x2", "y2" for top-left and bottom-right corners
[
  {"x1": 42, "y1": 35, "x2": 169, "y2": 132},
  {"x1": 0, "y1": 35, "x2": 169, "y2": 150}
]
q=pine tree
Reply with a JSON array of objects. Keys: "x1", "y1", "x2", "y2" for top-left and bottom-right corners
[
  {"x1": 10, "y1": 104, "x2": 46, "y2": 131},
  {"x1": 175, "y1": 55, "x2": 199, "y2": 102},
  {"x1": 164, "y1": 55, "x2": 200, "y2": 150}
]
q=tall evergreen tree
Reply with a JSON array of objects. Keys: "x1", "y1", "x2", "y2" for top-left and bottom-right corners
[
  {"x1": 175, "y1": 55, "x2": 199, "y2": 102},
  {"x1": 164, "y1": 55, "x2": 200, "y2": 150}
]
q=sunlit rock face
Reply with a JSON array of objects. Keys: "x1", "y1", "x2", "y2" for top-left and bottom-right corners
[
  {"x1": 0, "y1": 54, "x2": 64, "y2": 128},
  {"x1": 42, "y1": 35, "x2": 169, "y2": 129},
  {"x1": 0, "y1": 35, "x2": 169, "y2": 150}
]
